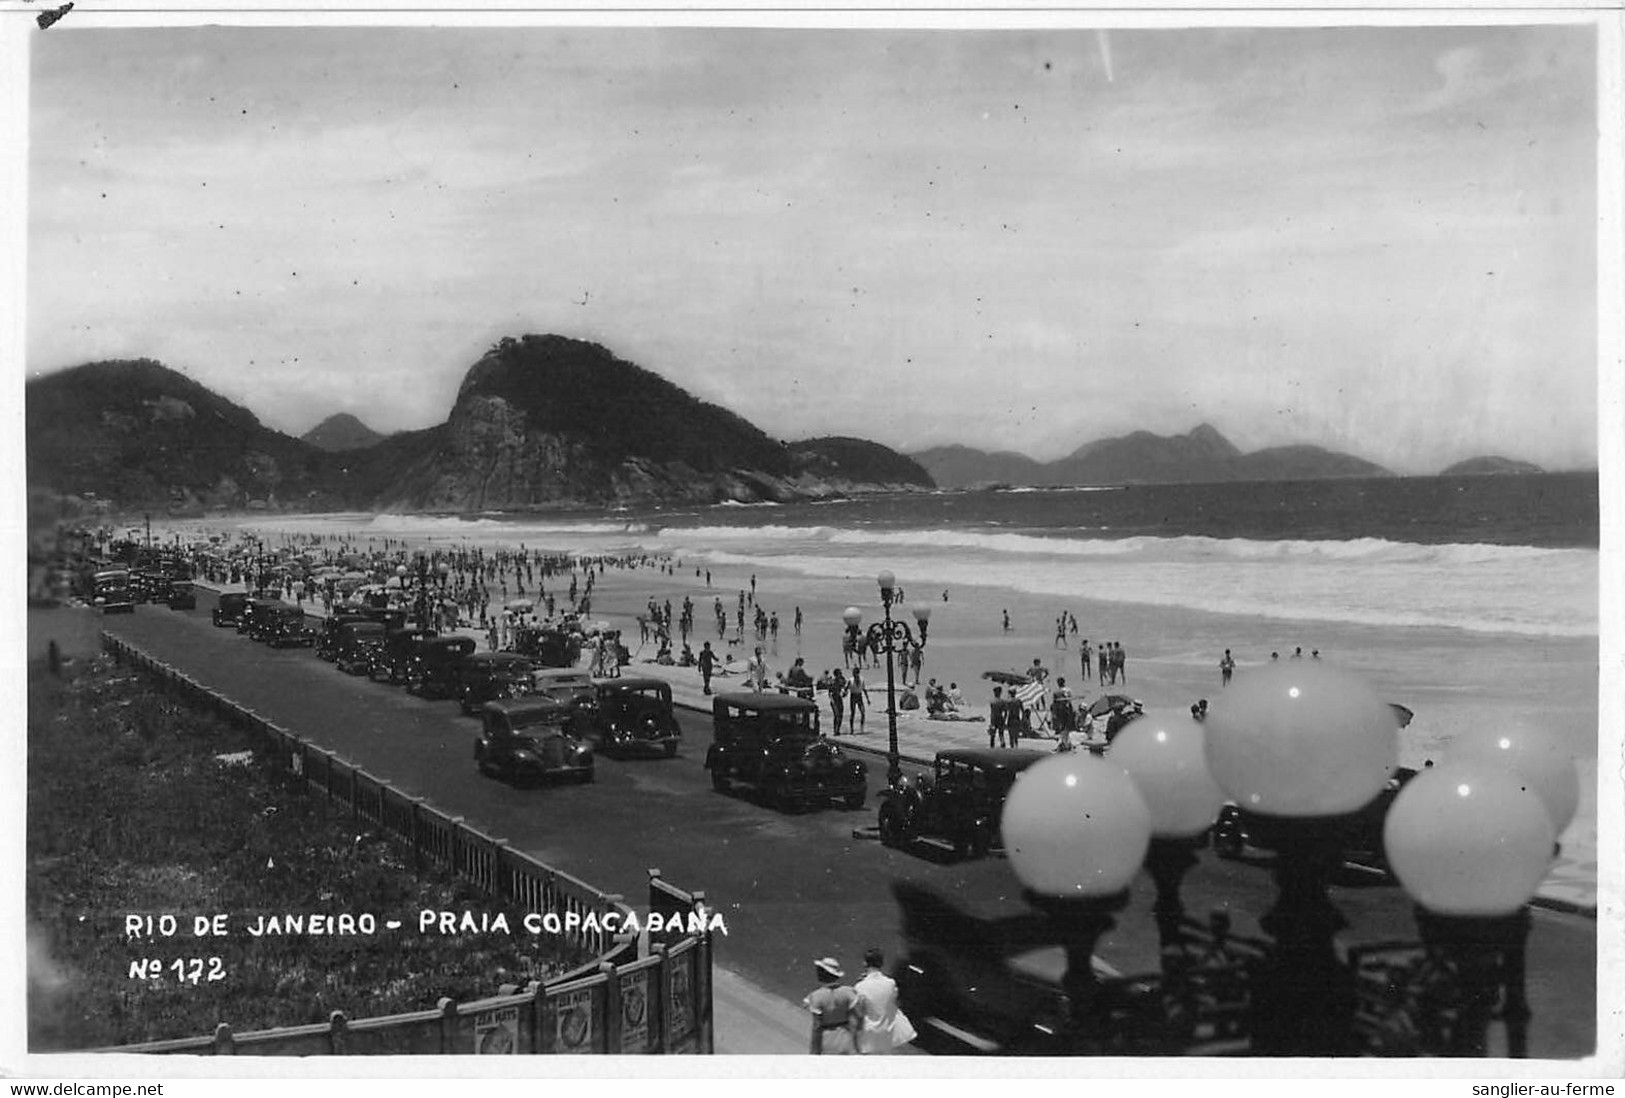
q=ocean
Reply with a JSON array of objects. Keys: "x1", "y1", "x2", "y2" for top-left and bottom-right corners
[{"x1": 350, "y1": 472, "x2": 1599, "y2": 641}]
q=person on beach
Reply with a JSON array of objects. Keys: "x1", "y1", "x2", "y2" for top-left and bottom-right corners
[
  {"x1": 1080, "y1": 640, "x2": 1093, "y2": 683},
  {"x1": 794, "y1": 606, "x2": 802, "y2": 635},
  {"x1": 749, "y1": 646, "x2": 773, "y2": 691},
  {"x1": 1097, "y1": 644, "x2": 1109, "y2": 685},
  {"x1": 699, "y1": 641, "x2": 717, "y2": 695},
  {"x1": 804, "y1": 958, "x2": 859, "y2": 1055},
  {"x1": 1114, "y1": 642, "x2": 1127, "y2": 684},
  {"x1": 989, "y1": 687, "x2": 1008, "y2": 748},
  {"x1": 907, "y1": 644, "x2": 923, "y2": 688},
  {"x1": 1055, "y1": 616, "x2": 1068, "y2": 649},
  {"x1": 849, "y1": 668, "x2": 869, "y2": 731},
  {"x1": 1220, "y1": 649, "x2": 1235, "y2": 687},
  {"x1": 1028, "y1": 658, "x2": 1049, "y2": 686},
  {"x1": 1002, "y1": 609, "x2": 1011, "y2": 633},
  {"x1": 828, "y1": 670, "x2": 848, "y2": 735},
  {"x1": 1292, "y1": 646, "x2": 1303, "y2": 659},
  {"x1": 1051, "y1": 677, "x2": 1076, "y2": 751}
]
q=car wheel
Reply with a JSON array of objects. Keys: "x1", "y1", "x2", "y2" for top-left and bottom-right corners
[
  {"x1": 844, "y1": 788, "x2": 866, "y2": 810},
  {"x1": 664, "y1": 741, "x2": 679, "y2": 758},
  {"x1": 710, "y1": 769, "x2": 730, "y2": 793}
]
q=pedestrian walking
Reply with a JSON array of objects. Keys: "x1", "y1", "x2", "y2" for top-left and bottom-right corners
[
  {"x1": 699, "y1": 641, "x2": 717, "y2": 695},
  {"x1": 828, "y1": 670, "x2": 848, "y2": 736},
  {"x1": 1220, "y1": 648, "x2": 1235, "y2": 687},
  {"x1": 849, "y1": 667, "x2": 869, "y2": 731},
  {"x1": 989, "y1": 687, "x2": 1008, "y2": 748},
  {"x1": 853, "y1": 948, "x2": 916, "y2": 1055},
  {"x1": 804, "y1": 958, "x2": 859, "y2": 1055}
]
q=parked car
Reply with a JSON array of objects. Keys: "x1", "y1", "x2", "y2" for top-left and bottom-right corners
[
  {"x1": 213, "y1": 591, "x2": 250, "y2": 628},
  {"x1": 315, "y1": 613, "x2": 371, "y2": 660},
  {"x1": 368, "y1": 627, "x2": 436, "y2": 684},
  {"x1": 356, "y1": 605, "x2": 408, "y2": 633},
  {"x1": 569, "y1": 677, "x2": 681, "y2": 757},
  {"x1": 473, "y1": 697, "x2": 594, "y2": 785},
  {"x1": 406, "y1": 635, "x2": 479, "y2": 699},
  {"x1": 333, "y1": 620, "x2": 389, "y2": 676},
  {"x1": 878, "y1": 748, "x2": 1050, "y2": 859},
  {"x1": 456, "y1": 652, "x2": 537, "y2": 715},
  {"x1": 238, "y1": 597, "x2": 282, "y2": 636},
  {"x1": 92, "y1": 569, "x2": 136, "y2": 614},
  {"x1": 1211, "y1": 765, "x2": 1420, "y2": 873},
  {"x1": 263, "y1": 605, "x2": 315, "y2": 648},
  {"x1": 704, "y1": 692, "x2": 867, "y2": 810},
  {"x1": 530, "y1": 667, "x2": 597, "y2": 706},
  {"x1": 166, "y1": 582, "x2": 197, "y2": 611}
]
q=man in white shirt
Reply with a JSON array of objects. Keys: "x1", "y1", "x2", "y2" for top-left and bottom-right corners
[{"x1": 852, "y1": 948, "x2": 916, "y2": 1054}]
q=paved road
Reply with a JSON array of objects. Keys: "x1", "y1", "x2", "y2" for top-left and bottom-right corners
[{"x1": 81, "y1": 597, "x2": 1597, "y2": 1058}]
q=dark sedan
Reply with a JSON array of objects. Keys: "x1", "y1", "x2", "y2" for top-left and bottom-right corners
[
  {"x1": 569, "y1": 677, "x2": 681, "y2": 757},
  {"x1": 473, "y1": 697, "x2": 594, "y2": 786}
]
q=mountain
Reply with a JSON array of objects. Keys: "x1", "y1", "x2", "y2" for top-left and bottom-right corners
[
  {"x1": 301, "y1": 413, "x2": 386, "y2": 452},
  {"x1": 25, "y1": 359, "x2": 351, "y2": 513},
  {"x1": 906, "y1": 444, "x2": 1050, "y2": 489},
  {"x1": 25, "y1": 338, "x2": 933, "y2": 513},
  {"x1": 912, "y1": 424, "x2": 1393, "y2": 488},
  {"x1": 1439, "y1": 456, "x2": 1545, "y2": 476},
  {"x1": 789, "y1": 437, "x2": 934, "y2": 490}
]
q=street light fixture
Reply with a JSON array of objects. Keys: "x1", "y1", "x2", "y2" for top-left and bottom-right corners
[
  {"x1": 979, "y1": 662, "x2": 1568, "y2": 1056},
  {"x1": 844, "y1": 572, "x2": 928, "y2": 789}
]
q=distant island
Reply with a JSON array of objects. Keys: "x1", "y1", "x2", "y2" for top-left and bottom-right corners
[
  {"x1": 1438, "y1": 456, "x2": 1546, "y2": 477},
  {"x1": 910, "y1": 425, "x2": 1394, "y2": 489}
]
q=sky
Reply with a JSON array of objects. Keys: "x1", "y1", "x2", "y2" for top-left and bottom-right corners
[{"x1": 24, "y1": 21, "x2": 1604, "y2": 474}]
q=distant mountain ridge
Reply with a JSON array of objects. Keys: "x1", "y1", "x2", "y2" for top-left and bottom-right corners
[
  {"x1": 26, "y1": 337, "x2": 934, "y2": 513},
  {"x1": 301, "y1": 413, "x2": 386, "y2": 452},
  {"x1": 912, "y1": 424, "x2": 1394, "y2": 488}
]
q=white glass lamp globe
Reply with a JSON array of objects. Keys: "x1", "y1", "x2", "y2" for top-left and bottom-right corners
[
  {"x1": 1384, "y1": 763, "x2": 1556, "y2": 916},
  {"x1": 1001, "y1": 754, "x2": 1152, "y2": 898},
  {"x1": 1444, "y1": 724, "x2": 1579, "y2": 836},
  {"x1": 877, "y1": 571, "x2": 896, "y2": 597},
  {"x1": 842, "y1": 607, "x2": 863, "y2": 629},
  {"x1": 1204, "y1": 663, "x2": 1398, "y2": 817},
  {"x1": 1111, "y1": 711, "x2": 1227, "y2": 839}
]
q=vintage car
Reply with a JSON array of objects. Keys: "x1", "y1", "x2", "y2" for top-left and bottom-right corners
[
  {"x1": 705, "y1": 692, "x2": 866, "y2": 810},
  {"x1": 1211, "y1": 765, "x2": 1420, "y2": 874},
  {"x1": 530, "y1": 667, "x2": 597, "y2": 706},
  {"x1": 406, "y1": 635, "x2": 479, "y2": 699},
  {"x1": 456, "y1": 652, "x2": 537, "y2": 715},
  {"x1": 92, "y1": 569, "x2": 136, "y2": 615},
  {"x1": 512, "y1": 624, "x2": 582, "y2": 668},
  {"x1": 356, "y1": 605, "x2": 408, "y2": 633},
  {"x1": 165, "y1": 582, "x2": 198, "y2": 611},
  {"x1": 367, "y1": 627, "x2": 436, "y2": 684},
  {"x1": 878, "y1": 748, "x2": 1050, "y2": 859},
  {"x1": 333, "y1": 620, "x2": 389, "y2": 676},
  {"x1": 569, "y1": 677, "x2": 681, "y2": 758},
  {"x1": 212, "y1": 591, "x2": 250, "y2": 628},
  {"x1": 316, "y1": 613, "x2": 371, "y2": 660},
  {"x1": 262, "y1": 605, "x2": 315, "y2": 648},
  {"x1": 237, "y1": 597, "x2": 283, "y2": 637},
  {"x1": 473, "y1": 697, "x2": 594, "y2": 785}
]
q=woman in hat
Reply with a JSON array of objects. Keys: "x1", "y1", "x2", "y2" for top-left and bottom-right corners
[{"x1": 803, "y1": 957, "x2": 859, "y2": 1054}]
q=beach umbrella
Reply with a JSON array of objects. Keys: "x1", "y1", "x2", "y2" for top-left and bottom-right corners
[
  {"x1": 1087, "y1": 694, "x2": 1140, "y2": 718},
  {"x1": 1389, "y1": 702, "x2": 1415, "y2": 729},
  {"x1": 981, "y1": 669, "x2": 1031, "y2": 686}
]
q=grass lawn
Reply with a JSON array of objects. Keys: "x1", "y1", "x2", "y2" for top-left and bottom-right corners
[{"x1": 27, "y1": 647, "x2": 592, "y2": 1051}]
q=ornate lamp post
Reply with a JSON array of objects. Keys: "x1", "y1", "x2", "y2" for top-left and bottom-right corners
[
  {"x1": 968, "y1": 662, "x2": 1570, "y2": 1057},
  {"x1": 842, "y1": 571, "x2": 929, "y2": 789}
]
